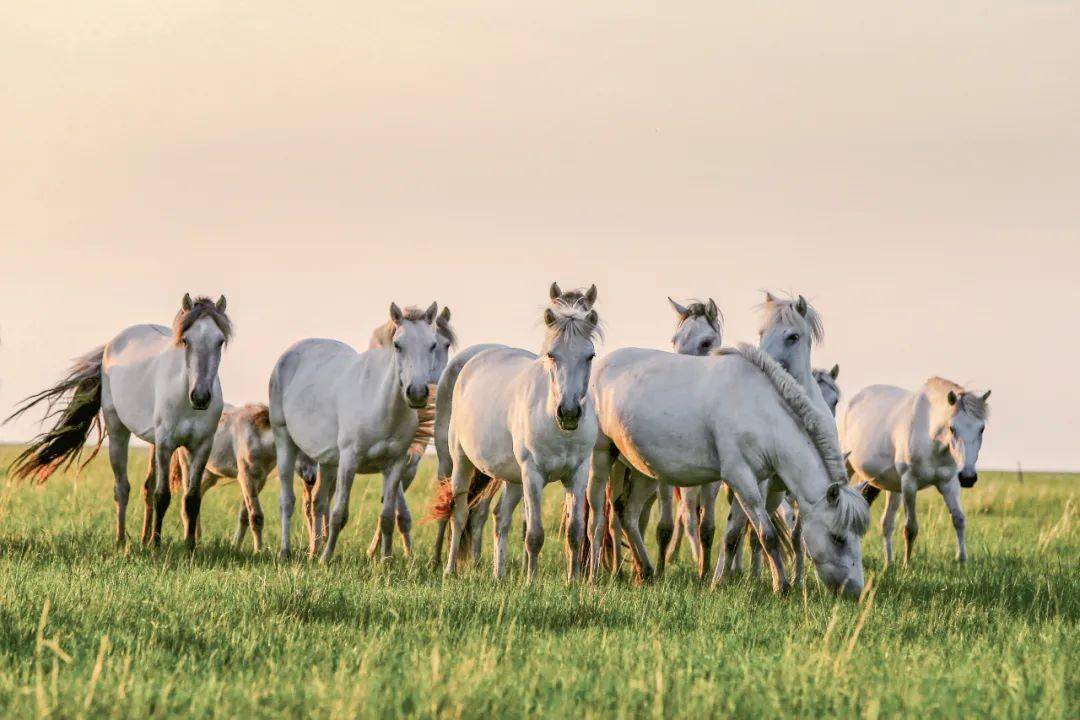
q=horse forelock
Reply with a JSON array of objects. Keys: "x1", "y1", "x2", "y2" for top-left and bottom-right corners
[
  {"x1": 831, "y1": 484, "x2": 871, "y2": 535},
  {"x1": 925, "y1": 376, "x2": 990, "y2": 420},
  {"x1": 173, "y1": 297, "x2": 233, "y2": 346},
  {"x1": 551, "y1": 288, "x2": 594, "y2": 311},
  {"x1": 758, "y1": 293, "x2": 824, "y2": 344},
  {"x1": 546, "y1": 305, "x2": 603, "y2": 344},
  {"x1": 675, "y1": 299, "x2": 724, "y2": 334}
]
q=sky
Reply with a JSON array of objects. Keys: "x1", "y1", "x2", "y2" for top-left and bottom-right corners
[{"x1": 2, "y1": 2, "x2": 1078, "y2": 470}]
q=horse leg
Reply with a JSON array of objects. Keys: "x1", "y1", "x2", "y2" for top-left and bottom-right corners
[
  {"x1": 937, "y1": 476, "x2": 968, "y2": 562},
  {"x1": 563, "y1": 463, "x2": 589, "y2": 582},
  {"x1": 520, "y1": 462, "x2": 546, "y2": 584},
  {"x1": 377, "y1": 459, "x2": 407, "y2": 561},
  {"x1": 790, "y1": 497, "x2": 806, "y2": 585},
  {"x1": 180, "y1": 439, "x2": 212, "y2": 550},
  {"x1": 272, "y1": 427, "x2": 299, "y2": 560},
  {"x1": 140, "y1": 448, "x2": 156, "y2": 546},
  {"x1": 300, "y1": 479, "x2": 314, "y2": 553},
  {"x1": 606, "y1": 464, "x2": 627, "y2": 575},
  {"x1": 655, "y1": 484, "x2": 675, "y2": 575},
  {"x1": 105, "y1": 417, "x2": 131, "y2": 547},
  {"x1": 714, "y1": 465, "x2": 788, "y2": 594},
  {"x1": 150, "y1": 440, "x2": 176, "y2": 547},
  {"x1": 717, "y1": 500, "x2": 748, "y2": 584},
  {"x1": 900, "y1": 471, "x2": 920, "y2": 567},
  {"x1": 320, "y1": 451, "x2": 358, "y2": 564},
  {"x1": 587, "y1": 447, "x2": 613, "y2": 583},
  {"x1": 493, "y1": 482, "x2": 522, "y2": 579},
  {"x1": 310, "y1": 463, "x2": 336, "y2": 559},
  {"x1": 467, "y1": 494, "x2": 492, "y2": 565},
  {"x1": 443, "y1": 446, "x2": 476, "y2": 577},
  {"x1": 236, "y1": 463, "x2": 265, "y2": 552},
  {"x1": 680, "y1": 487, "x2": 703, "y2": 571},
  {"x1": 195, "y1": 472, "x2": 219, "y2": 542},
  {"x1": 620, "y1": 474, "x2": 657, "y2": 584},
  {"x1": 881, "y1": 490, "x2": 901, "y2": 566},
  {"x1": 697, "y1": 481, "x2": 720, "y2": 581},
  {"x1": 367, "y1": 456, "x2": 415, "y2": 559}
]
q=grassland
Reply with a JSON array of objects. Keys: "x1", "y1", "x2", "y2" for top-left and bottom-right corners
[{"x1": 0, "y1": 445, "x2": 1075, "y2": 718}]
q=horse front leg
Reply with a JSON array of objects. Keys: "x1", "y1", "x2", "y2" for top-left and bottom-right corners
[
  {"x1": 563, "y1": 463, "x2": 589, "y2": 582},
  {"x1": 150, "y1": 440, "x2": 176, "y2": 547},
  {"x1": 937, "y1": 476, "x2": 967, "y2": 562},
  {"x1": 714, "y1": 465, "x2": 788, "y2": 594},
  {"x1": 697, "y1": 481, "x2": 720, "y2": 582},
  {"x1": 520, "y1": 461, "x2": 547, "y2": 584},
  {"x1": 236, "y1": 463, "x2": 266, "y2": 552},
  {"x1": 321, "y1": 453, "x2": 358, "y2": 564},
  {"x1": 181, "y1": 439, "x2": 213, "y2": 551},
  {"x1": 900, "y1": 470, "x2": 920, "y2": 567},
  {"x1": 140, "y1": 448, "x2": 156, "y2": 546},
  {"x1": 655, "y1": 483, "x2": 675, "y2": 575},
  {"x1": 377, "y1": 459, "x2": 407, "y2": 561},
  {"x1": 587, "y1": 447, "x2": 612, "y2": 583},
  {"x1": 620, "y1": 474, "x2": 658, "y2": 584}
]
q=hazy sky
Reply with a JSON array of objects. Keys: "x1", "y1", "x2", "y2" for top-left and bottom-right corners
[{"x1": 2, "y1": 2, "x2": 1079, "y2": 470}]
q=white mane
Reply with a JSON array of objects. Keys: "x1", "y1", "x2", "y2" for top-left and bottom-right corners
[{"x1": 758, "y1": 293, "x2": 824, "y2": 344}]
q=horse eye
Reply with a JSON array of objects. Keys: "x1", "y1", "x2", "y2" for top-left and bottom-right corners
[
  {"x1": 546, "y1": 353, "x2": 555, "y2": 361},
  {"x1": 700, "y1": 339, "x2": 712, "y2": 349},
  {"x1": 830, "y1": 533, "x2": 845, "y2": 547},
  {"x1": 587, "y1": 353, "x2": 595, "y2": 361},
  {"x1": 785, "y1": 334, "x2": 799, "y2": 346},
  {"x1": 429, "y1": 343, "x2": 437, "y2": 352},
  {"x1": 393, "y1": 342, "x2": 402, "y2": 351}
]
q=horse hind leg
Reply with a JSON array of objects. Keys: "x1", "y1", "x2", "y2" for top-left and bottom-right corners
[
  {"x1": 140, "y1": 447, "x2": 156, "y2": 546},
  {"x1": 105, "y1": 416, "x2": 131, "y2": 547},
  {"x1": 697, "y1": 482, "x2": 720, "y2": 582}
]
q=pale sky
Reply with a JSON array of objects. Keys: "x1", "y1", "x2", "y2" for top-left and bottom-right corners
[{"x1": 2, "y1": 2, "x2": 1079, "y2": 470}]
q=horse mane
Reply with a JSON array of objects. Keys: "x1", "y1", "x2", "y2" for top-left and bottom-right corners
[
  {"x1": 173, "y1": 297, "x2": 233, "y2": 346},
  {"x1": 675, "y1": 299, "x2": 724, "y2": 335},
  {"x1": 408, "y1": 387, "x2": 437, "y2": 458},
  {"x1": 546, "y1": 303, "x2": 603, "y2": 343},
  {"x1": 720, "y1": 343, "x2": 869, "y2": 536},
  {"x1": 925, "y1": 377, "x2": 990, "y2": 420},
  {"x1": 380, "y1": 306, "x2": 457, "y2": 347},
  {"x1": 243, "y1": 403, "x2": 271, "y2": 431},
  {"x1": 758, "y1": 292, "x2": 824, "y2": 344}
]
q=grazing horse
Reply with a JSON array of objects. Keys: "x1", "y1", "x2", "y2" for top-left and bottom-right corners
[
  {"x1": 587, "y1": 344, "x2": 869, "y2": 596},
  {"x1": 841, "y1": 379, "x2": 990, "y2": 565},
  {"x1": 269, "y1": 302, "x2": 447, "y2": 562},
  {"x1": 168, "y1": 403, "x2": 316, "y2": 551},
  {"x1": 438, "y1": 288, "x2": 601, "y2": 582},
  {"x1": 7, "y1": 294, "x2": 231, "y2": 549}
]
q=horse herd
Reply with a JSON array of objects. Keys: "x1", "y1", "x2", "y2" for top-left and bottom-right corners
[{"x1": 7, "y1": 285, "x2": 991, "y2": 599}]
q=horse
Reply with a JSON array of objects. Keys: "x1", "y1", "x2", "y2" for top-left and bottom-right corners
[
  {"x1": 436, "y1": 288, "x2": 601, "y2": 582},
  {"x1": 604, "y1": 296, "x2": 726, "y2": 580},
  {"x1": 586, "y1": 343, "x2": 869, "y2": 596},
  {"x1": 841, "y1": 378, "x2": 990, "y2": 565},
  {"x1": 269, "y1": 301, "x2": 448, "y2": 562},
  {"x1": 168, "y1": 403, "x2": 316, "y2": 551},
  {"x1": 7, "y1": 294, "x2": 232, "y2": 550},
  {"x1": 427, "y1": 283, "x2": 596, "y2": 569}
]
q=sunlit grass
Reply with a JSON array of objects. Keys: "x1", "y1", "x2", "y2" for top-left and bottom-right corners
[{"x1": 0, "y1": 446, "x2": 1075, "y2": 718}]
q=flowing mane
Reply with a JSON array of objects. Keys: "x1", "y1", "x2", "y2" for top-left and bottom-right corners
[
  {"x1": 758, "y1": 292, "x2": 824, "y2": 344},
  {"x1": 173, "y1": 297, "x2": 233, "y2": 346},
  {"x1": 675, "y1": 299, "x2": 724, "y2": 334},
  {"x1": 925, "y1": 377, "x2": 991, "y2": 420}
]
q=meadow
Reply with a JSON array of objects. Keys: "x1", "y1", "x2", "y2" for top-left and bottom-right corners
[{"x1": 0, "y1": 446, "x2": 1075, "y2": 719}]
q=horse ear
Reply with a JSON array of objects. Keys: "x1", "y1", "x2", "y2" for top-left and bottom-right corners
[
  {"x1": 586, "y1": 309, "x2": 599, "y2": 326},
  {"x1": 668, "y1": 297, "x2": 688, "y2": 317},
  {"x1": 706, "y1": 298, "x2": 719, "y2": 321},
  {"x1": 981, "y1": 390, "x2": 992, "y2": 401},
  {"x1": 215, "y1": 295, "x2": 227, "y2": 313},
  {"x1": 389, "y1": 302, "x2": 403, "y2": 324},
  {"x1": 829, "y1": 364, "x2": 840, "y2": 380},
  {"x1": 438, "y1": 306, "x2": 451, "y2": 324},
  {"x1": 424, "y1": 302, "x2": 438, "y2": 324},
  {"x1": 181, "y1": 293, "x2": 193, "y2": 311},
  {"x1": 549, "y1": 282, "x2": 562, "y2": 301},
  {"x1": 947, "y1": 390, "x2": 958, "y2": 406},
  {"x1": 764, "y1": 291, "x2": 777, "y2": 304},
  {"x1": 826, "y1": 482, "x2": 841, "y2": 505},
  {"x1": 795, "y1": 295, "x2": 808, "y2": 317},
  {"x1": 585, "y1": 284, "x2": 598, "y2": 308},
  {"x1": 543, "y1": 308, "x2": 557, "y2": 327}
]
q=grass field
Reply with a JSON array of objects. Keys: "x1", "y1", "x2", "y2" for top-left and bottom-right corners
[{"x1": 0, "y1": 446, "x2": 1075, "y2": 718}]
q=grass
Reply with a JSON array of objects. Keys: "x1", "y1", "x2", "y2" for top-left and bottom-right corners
[{"x1": 0, "y1": 445, "x2": 1075, "y2": 718}]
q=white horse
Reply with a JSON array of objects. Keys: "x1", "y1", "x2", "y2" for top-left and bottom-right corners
[
  {"x1": 587, "y1": 344, "x2": 869, "y2": 596},
  {"x1": 168, "y1": 403, "x2": 316, "y2": 551},
  {"x1": 438, "y1": 289, "x2": 601, "y2": 582},
  {"x1": 427, "y1": 283, "x2": 595, "y2": 569},
  {"x1": 7, "y1": 294, "x2": 232, "y2": 549},
  {"x1": 604, "y1": 296, "x2": 726, "y2": 580},
  {"x1": 841, "y1": 378, "x2": 990, "y2": 565},
  {"x1": 269, "y1": 302, "x2": 447, "y2": 562}
]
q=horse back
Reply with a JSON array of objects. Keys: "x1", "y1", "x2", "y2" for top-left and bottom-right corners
[
  {"x1": 841, "y1": 384, "x2": 914, "y2": 487},
  {"x1": 101, "y1": 324, "x2": 181, "y2": 442}
]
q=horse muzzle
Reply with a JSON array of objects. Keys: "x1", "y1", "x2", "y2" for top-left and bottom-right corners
[
  {"x1": 958, "y1": 471, "x2": 978, "y2": 488},
  {"x1": 555, "y1": 402, "x2": 582, "y2": 431},
  {"x1": 405, "y1": 383, "x2": 430, "y2": 409},
  {"x1": 189, "y1": 389, "x2": 212, "y2": 410}
]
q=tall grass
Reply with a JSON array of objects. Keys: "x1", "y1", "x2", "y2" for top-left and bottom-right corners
[{"x1": 0, "y1": 446, "x2": 1075, "y2": 718}]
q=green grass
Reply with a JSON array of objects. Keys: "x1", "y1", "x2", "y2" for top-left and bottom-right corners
[{"x1": 0, "y1": 446, "x2": 1075, "y2": 719}]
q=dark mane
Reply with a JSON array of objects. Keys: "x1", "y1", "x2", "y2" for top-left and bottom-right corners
[
  {"x1": 676, "y1": 298, "x2": 724, "y2": 333},
  {"x1": 172, "y1": 297, "x2": 233, "y2": 346}
]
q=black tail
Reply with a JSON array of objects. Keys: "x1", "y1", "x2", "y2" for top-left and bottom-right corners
[
  {"x1": 6, "y1": 347, "x2": 106, "y2": 483},
  {"x1": 857, "y1": 482, "x2": 882, "y2": 506}
]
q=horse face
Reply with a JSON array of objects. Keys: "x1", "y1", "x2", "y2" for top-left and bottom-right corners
[
  {"x1": 759, "y1": 322, "x2": 811, "y2": 377},
  {"x1": 432, "y1": 330, "x2": 453, "y2": 383},
  {"x1": 181, "y1": 316, "x2": 225, "y2": 410},
  {"x1": 390, "y1": 306, "x2": 440, "y2": 409},
  {"x1": 814, "y1": 368, "x2": 841, "y2": 416},
  {"x1": 803, "y1": 516, "x2": 865, "y2": 599},
  {"x1": 672, "y1": 314, "x2": 721, "y2": 356},
  {"x1": 948, "y1": 410, "x2": 985, "y2": 488},
  {"x1": 544, "y1": 333, "x2": 596, "y2": 431}
]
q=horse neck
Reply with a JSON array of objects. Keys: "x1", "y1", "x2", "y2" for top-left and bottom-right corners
[
  {"x1": 773, "y1": 424, "x2": 832, "y2": 508},
  {"x1": 367, "y1": 349, "x2": 412, "y2": 422}
]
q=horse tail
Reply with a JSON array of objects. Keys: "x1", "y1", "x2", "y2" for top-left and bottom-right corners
[
  {"x1": 722, "y1": 343, "x2": 870, "y2": 535},
  {"x1": 6, "y1": 346, "x2": 106, "y2": 483}
]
